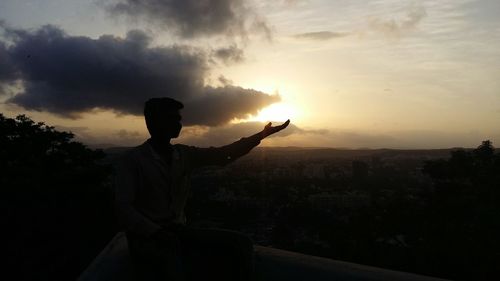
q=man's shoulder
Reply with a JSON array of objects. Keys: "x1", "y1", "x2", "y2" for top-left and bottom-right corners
[
  {"x1": 172, "y1": 143, "x2": 195, "y2": 151},
  {"x1": 172, "y1": 143, "x2": 194, "y2": 157},
  {"x1": 172, "y1": 143, "x2": 211, "y2": 156},
  {"x1": 119, "y1": 141, "x2": 150, "y2": 161},
  {"x1": 171, "y1": 143, "x2": 207, "y2": 166}
]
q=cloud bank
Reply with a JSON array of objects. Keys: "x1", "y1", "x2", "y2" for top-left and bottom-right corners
[
  {"x1": 0, "y1": 25, "x2": 279, "y2": 126},
  {"x1": 106, "y1": 0, "x2": 271, "y2": 39},
  {"x1": 0, "y1": 41, "x2": 18, "y2": 94},
  {"x1": 0, "y1": 42, "x2": 17, "y2": 82}
]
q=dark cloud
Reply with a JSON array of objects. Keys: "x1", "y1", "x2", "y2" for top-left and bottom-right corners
[
  {"x1": 106, "y1": 0, "x2": 271, "y2": 39},
  {"x1": 0, "y1": 25, "x2": 279, "y2": 126},
  {"x1": 293, "y1": 31, "x2": 350, "y2": 40},
  {"x1": 0, "y1": 42, "x2": 19, "y2": 96},
  {"x1": 0, "y1": 25, "x2": 20, "y2": 94},
  {"x1": 213, "y1": 45, "x2": 244, "y2": 65},
  {"x1": 183, "y1": 87, "x2": 280, "y2": 126},
  {"x1": 3, "y1": 26, "x2": 204, "y2": 116}
]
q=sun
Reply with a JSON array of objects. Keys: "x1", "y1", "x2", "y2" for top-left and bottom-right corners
[{"x1": 248, "y1": 103, "x2": 298, "y2": 123}]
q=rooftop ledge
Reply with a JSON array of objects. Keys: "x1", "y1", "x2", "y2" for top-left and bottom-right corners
[{"x1": 77, "y1": 232, "x2": 452, "y2": 281}]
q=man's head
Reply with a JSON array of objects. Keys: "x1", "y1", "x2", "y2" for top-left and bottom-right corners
[{"x1": 144, "y1": 97, "x2": 184, "y2": 139}]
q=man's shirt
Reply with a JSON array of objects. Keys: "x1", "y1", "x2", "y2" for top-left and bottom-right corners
[{"x1": 114, "y1": 136, "x2": 261, "y2": 237}]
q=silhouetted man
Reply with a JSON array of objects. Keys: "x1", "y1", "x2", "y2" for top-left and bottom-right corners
[{"x1": 114, "y1": 97, "x2": 289, "y2": 281}]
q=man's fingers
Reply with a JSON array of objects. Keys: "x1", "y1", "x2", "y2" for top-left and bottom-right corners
[
  {"x1": 263, "y1": 120, "x2": 290, "y2": 137},
  {"x1": 282, "y1": 119, "x2": 290, "y2": 127},
  {"x1": 278, "y1": 119, "x2": 290, "y2": 129}
]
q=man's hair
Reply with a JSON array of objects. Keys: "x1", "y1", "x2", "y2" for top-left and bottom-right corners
[{"x1": 144, "y1": 97, "x2": 184, "y2": 118}]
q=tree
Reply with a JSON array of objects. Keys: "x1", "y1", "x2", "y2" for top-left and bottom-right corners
[
  {"x1": 474, "y1": 140, "x2": 495, "y2": 165},
  {"x1": 1, "y1": 113, "x2": 114, "y2": 281},
  {"x1": 0, "y1": 113, "x2": 109, "y2": 190},
  {"x1": 421, "y1": 140, "x2": 500, "y2": 280}
]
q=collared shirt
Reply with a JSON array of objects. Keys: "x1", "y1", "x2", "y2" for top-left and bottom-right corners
[{"x1": 114, "y1": 136, "x2": 261, "y2": 237}]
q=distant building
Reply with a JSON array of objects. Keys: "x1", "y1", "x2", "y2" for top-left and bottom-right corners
[{"x1": 303, "y1": 163, "x2": 326, "y2": 179}]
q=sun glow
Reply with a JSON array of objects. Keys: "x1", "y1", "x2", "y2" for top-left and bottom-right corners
[{"x1": 248, "y1": 103, "x2": 298, "y2": 123}]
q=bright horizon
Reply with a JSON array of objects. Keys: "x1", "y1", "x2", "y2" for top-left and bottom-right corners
[{"x1": 1, "y1": 0, "x2": 499, "y2": 149}]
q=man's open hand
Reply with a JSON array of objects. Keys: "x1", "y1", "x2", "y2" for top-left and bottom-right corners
[{"x1": 261, "y1": 119, "x2": 290, "y2": 139}]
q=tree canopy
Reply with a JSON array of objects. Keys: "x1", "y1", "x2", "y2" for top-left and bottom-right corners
[
  {"x1": 0, "y1": 113, "x2": 109, "y2": 190},
  {"x1": 2, "y1": 113, "x2": 115, "y2": 281}
]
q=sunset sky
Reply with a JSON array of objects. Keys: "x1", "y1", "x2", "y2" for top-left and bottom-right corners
[{"x1": 1, "y1": 0, "x2": 499, "y2": 148}]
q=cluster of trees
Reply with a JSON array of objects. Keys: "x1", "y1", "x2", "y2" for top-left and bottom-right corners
[
  {"x1": 1, "y1": 114, "x2": 115, "y2": 281},
  {"x1": 421, "y1": 140, "x2": 500, "y2": 279}
]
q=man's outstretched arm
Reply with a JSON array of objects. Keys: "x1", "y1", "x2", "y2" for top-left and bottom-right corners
[{"x1": 187, "y1": 120, "x2": 290, "y2": 168}]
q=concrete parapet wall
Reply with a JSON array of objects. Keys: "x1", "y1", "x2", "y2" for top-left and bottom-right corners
[{"x1": 78, "y1": 232, "x2": 451, "y2": 281}]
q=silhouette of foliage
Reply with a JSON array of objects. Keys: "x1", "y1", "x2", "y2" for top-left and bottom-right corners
[
  {"x1": 474, "y1": 140, "x2": 495, "y2": 163},
  {"x1": 423, "y1": 140, "x2": 499, "y2": 181},
  {"x1": 421, "y1": 141, "x2": 500, "y2": 280},
  {"x1": 0, "y1": 114, "x2": 109, "y2": 190},
  {"x1": 2, "y1": 114, "x2": 115, "y2": 281}
]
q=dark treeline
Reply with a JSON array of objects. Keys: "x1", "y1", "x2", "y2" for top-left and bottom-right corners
[
  {"x1": 3, "y1": 114, "x2": 499, "y2": 280},
  {"x1": 1, "y1": 114, "x2": 116, "y2": 281}
]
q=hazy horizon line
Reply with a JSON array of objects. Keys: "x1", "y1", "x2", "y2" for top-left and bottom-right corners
[{"x1": 92, "y1": 143, "x2": 476, "y2": 151}]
